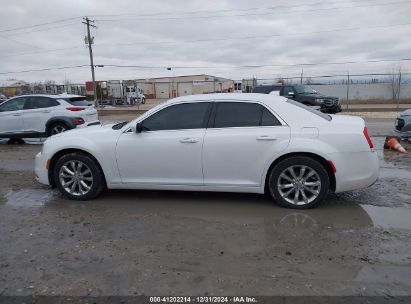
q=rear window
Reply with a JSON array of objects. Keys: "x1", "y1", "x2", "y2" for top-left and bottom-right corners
[
  {"x1": 286, "y1": 99, "x2": 332, "y2": 121},
  {"x1": 62, "y1": 97, "x2": 90, "y2": 106}
]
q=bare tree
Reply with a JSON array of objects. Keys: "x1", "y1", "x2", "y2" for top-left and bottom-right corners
[{"x1": 390, "y1": 66, "x2": 402, "y2": 108}]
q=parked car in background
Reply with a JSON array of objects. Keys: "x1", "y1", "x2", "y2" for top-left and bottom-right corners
[
  {"x1": 252, "y1": 84, "x2": 341, "y2": 114},
  {"x1": 0, "y1": 93, "x2": 7, "y2": 103},
  {"x1": 0, "y1": 94, "x2": 100, "y2": 139},
  {"x1": 35, "y1": 93, "x2": 378, "y2": 209},
  {"x1": 395, "y1": 108, "x2": 411, "y2": 140}
]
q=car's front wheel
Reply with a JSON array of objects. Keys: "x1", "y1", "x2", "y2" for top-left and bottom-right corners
[
  {"x1": 53, "y1": 153, "x2": 105, "y2": 200},
  {"x1": 48, "y1": 122, "x2": 68, "y2": 136},
  {"x1": 268, "y1": 156, "x2": 330, "y2": 209}
]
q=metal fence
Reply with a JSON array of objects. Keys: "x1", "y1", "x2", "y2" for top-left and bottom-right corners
[{"x1": 1, "y1": 72, "x2": 410, "y2": 109}]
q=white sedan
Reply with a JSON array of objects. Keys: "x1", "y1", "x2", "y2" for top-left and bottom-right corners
[{"x1": 35, "y1": 93, "x2": 379, "y2": 209}]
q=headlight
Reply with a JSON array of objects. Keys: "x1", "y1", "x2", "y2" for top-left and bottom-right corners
[{"x1": 315, "y1": 98, "x2": 325, "y2": 103}]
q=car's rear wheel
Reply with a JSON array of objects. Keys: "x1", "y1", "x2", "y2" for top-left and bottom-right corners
[
  {"x1": 48, "y1": 122, "x2": 68, "y2": 136},
  {"x1": 268, "y1": 156, "x2": 329, "y2": 209},
  {"x1": 141, "y1": 97, "x2": 146, "y2": 104},
  {"x1": 53, "y1": 153, "x2": 105, "y2": 200}
]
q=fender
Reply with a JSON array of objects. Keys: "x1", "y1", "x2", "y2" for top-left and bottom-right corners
[
  {"x1": 45, "y1": 116, "x2": 79, "y2": 131},
  {"x1": 45, "y1": 132, "x2": 122, "y2": 185},
  {"x1": 260, "y1": 137, "x2": 337, "y2": 188}
]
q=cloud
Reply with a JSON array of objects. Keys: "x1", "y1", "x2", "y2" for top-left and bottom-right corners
[{"x1": 0, "y1": 0, "x2": 410, "y2": 84}]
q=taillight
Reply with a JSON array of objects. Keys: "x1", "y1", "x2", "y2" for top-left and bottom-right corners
[
  {"x1": 66, "y1": 107, "x2": 85, "y2": 111},
  {"x1": 363, "y1": 127, "x2": 374, "y2": 149}
]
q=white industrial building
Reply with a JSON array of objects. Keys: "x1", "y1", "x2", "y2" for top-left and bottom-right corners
[{"x1": 132, "y1": 74, "x2": 234, "y2": 99}]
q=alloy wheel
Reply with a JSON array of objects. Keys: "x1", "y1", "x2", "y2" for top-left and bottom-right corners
[
  {"x1": 59, "y1": 160, "x2": 94, "y2": 196},
  {"x1": 277, "y1": 165, "x2": 321, "y2": 206},
  {"x1": 51, "y1": 125, "x2": 67, "y2": 135}
]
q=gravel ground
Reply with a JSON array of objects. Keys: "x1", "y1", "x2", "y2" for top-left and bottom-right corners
[{"x1": 0, "y1": 116, "x2": 410, "y2": 296}]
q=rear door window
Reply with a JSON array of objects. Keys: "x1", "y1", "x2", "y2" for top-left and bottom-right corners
[
  {"x1": 24, "y1": 97, "x2": 59, "y2": 109},
  {"x1": 213, "y1": 102, "x2": 281, "y2": 128}
]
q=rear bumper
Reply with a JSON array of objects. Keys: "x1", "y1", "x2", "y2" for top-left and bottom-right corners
[
  {"x1": 34, "y1": 152, "x2": 50, "y2": 185},
  {"x1": 330, "y1": 151, "x2": 379, "y2": 193}
]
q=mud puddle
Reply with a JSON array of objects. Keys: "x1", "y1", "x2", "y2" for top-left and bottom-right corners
[
  {"x1": 361, "y1": 205, "x2": 411, "y2": 230},
  {"x1": 4, "y1": 187, "x2": 411, "y2": 233},
  {"x1": 5, "y1": 189, "x2": 57, "y2": 207}
]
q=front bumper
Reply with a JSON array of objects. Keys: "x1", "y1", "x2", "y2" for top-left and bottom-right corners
[
  {"x1": 34, "y1": 152, "x2": 50, "y2": 185},
  {"x1": 76, "y1": 119, "x2": 101, "y2": 129},
  {"x1": 320, "y1": 104, "x2": 341, "y2": 113}
]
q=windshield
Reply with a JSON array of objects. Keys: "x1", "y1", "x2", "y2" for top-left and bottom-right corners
[
  {"x1": 286, "y1": 99, "x2": 331, "y2": 121},
  {"x1": 294, "y1": 85, "x2": 317, "y2": 94}
]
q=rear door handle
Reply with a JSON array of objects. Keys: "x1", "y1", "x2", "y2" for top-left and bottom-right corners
[
  {"x1": 257, "y1": 135, "x2": 277, "y2": 141},
  {"x1": 42, "y1": 110, "x2": 51, "y2": 113},
  {"x1": 180, "y1": 138, "x2": 199, "y2": 143},
  {"x1": 13, "y1": 113, "x2": 22, "y2": 116}
]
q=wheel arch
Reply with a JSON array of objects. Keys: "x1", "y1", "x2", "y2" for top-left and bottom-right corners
[
  {"x1": 48, "y1": 148, "x2": 107, "y2": 188},
  {"x1": 264, "y1": 152, "x2": 336, "y2": 193},
  {"x1": 45, "y1": 117, "x2": 76, "y2": 134}
]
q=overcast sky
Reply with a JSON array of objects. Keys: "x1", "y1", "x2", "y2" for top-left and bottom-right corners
[{"x1": 0, "y1": 0, "x2": 410, "y2": 85}]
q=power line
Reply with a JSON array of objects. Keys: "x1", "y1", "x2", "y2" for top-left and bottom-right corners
[
  {"x1": 0, "y1": 17, "x2": 81, "y2": 33},
  {"x1": 0, "y1": 65, "x2": 89, "y2": 75},
  {"x1": 91, "y1": 0, "x2": 377, "y2": 19},
  {"x1": 0, "y1": 46, "x2": 84, "y2": 59},
  {"x1": 94, "y1": 0, "x2": 411, "y2": 22},
  {"x1": 3, "y1": 19, "x2": 409, "y2": 59},
  {"x1": 99, "y1": 58, "x2": 411, "y2": 70},
  {"x1": 1, "y1": 21, "x2": 81, "y2": 37},
  {"x1": 0, "y1": 34, "x2": 44, "y2": 50},
  {"x1": 2, "y1": 58, "x2": 410, "y2": 76},
  {"x1": 95, "y1": 22, "x2": 411, "y2": 48}
]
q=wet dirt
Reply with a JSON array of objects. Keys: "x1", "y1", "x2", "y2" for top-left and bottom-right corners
[{"x1": 0, "y1": 117, "x2": 410, "y2": 296}]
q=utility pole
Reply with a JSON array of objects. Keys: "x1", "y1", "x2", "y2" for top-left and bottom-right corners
[
  {"x1": 82, "y1": 17, "x2": 97, "y2": 107},
  {"x1": 346, "y1": 71, "x2": 350, "y2": 110},
  {"x1": 300, "y1": 68, "x2": 303, "y2": 84}
]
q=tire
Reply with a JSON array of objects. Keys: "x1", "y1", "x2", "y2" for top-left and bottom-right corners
[
  {"x1": 53, "y1": 152, "x2": 105, "y2": 200},
  {"x1": 141, "y1": 97, "x2": 146, "y2": 104},
  {"x1": 48, "y1": 122, "x2": 69, "y2": 136},
  {"x1": 268, "y1": 156, "x2": 330, "y2": 209}
]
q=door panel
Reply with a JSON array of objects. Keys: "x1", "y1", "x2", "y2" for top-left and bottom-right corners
[
  {"x1": 203, "y1": 126, "x2": 290, "y2": 187},
  {"x1": 0, "y1": 97, "x2": 26, "y2": 135},
  {"x1": 22, "y1": 97, "x2": 59, "y2": 133},
  {"x1": 116, "y1": 129, "x2": 205, "y2": 185},
  {"x1": 0, "y1": 111, "x2": 24, "y2": 134},
  {"x1": 22, "y1": 108, "x2": 51, "y2": 133}
]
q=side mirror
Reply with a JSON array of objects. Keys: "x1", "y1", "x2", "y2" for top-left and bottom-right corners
[
  {"x1": 136, "y1": 122, "x2": 143, "y2": 133},
  {"x1": 287, "y1": 91, "x2": 295, "y2": 97}
]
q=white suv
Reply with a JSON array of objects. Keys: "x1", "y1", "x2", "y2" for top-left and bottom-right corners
[{"x1": 0, "y1": 94, "x2": 100, "y2": 138}]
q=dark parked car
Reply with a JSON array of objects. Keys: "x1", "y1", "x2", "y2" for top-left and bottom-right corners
[
  {"x1": 252, "y1": 84, "x2": 341, "y2": 114},
  {"x1": 395, "y1": 108, "x2": 411, "y2": 140},
  {"x1": 0, "y1": 93, "x2": 7, "y2": 103}
]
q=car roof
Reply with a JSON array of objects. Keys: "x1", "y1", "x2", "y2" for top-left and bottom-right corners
[
  {"x1": 159, "y1": 93, "x2": 328, "y2": 126},
  {"x1": 7, "y1": 93, "x2": 85, "y2": 99},
  {"x1": 165, "y1": 93, "x2": 288, "y2": 104}
]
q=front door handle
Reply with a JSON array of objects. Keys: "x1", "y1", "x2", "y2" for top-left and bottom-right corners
[
  {"x1": 13, "y1": 113, "x2": 22, "y2": 116},
  {"x1": 257, "y1": 135, "x2": 277, "y2": 141},
  {"x1": 180, "y1": 138, "x2": 199, "y2": 143}
]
